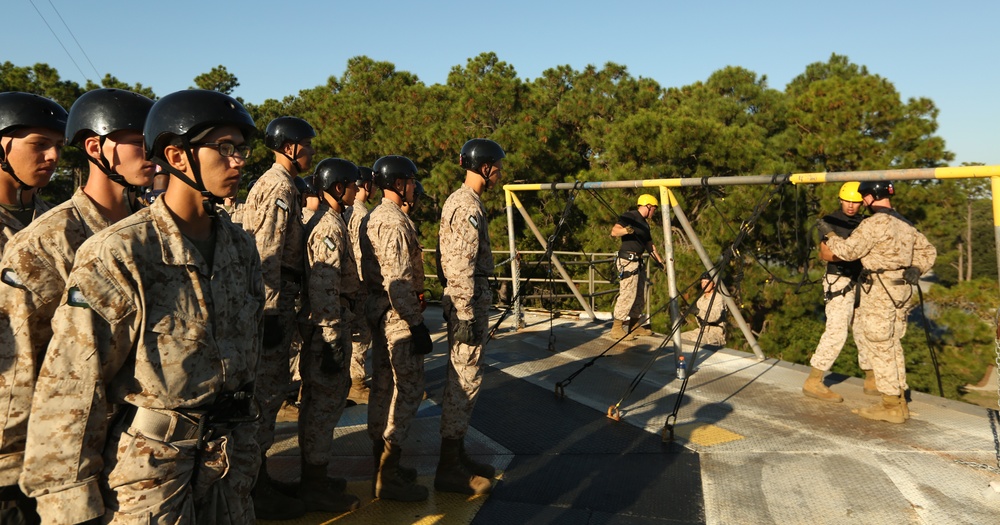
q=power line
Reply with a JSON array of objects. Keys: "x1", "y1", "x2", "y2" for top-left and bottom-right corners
[
  {"x1": 26, "y1": 0, "x2": 91, "y2": 83},
  {"x1": 47, "y1": 0, "x2": 101, "y2": 80}
]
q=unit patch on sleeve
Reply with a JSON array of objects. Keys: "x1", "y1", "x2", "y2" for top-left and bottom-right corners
[{"x1": 67, "y1": 286, "x2": 90, "y2": 308}]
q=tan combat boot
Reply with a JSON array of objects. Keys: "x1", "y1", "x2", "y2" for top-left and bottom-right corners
[
  {"x1": 299, "y1": 461, "x2": 360, "y2": 513},
  {"x1": 348, "y1": 379, "x2": 371, "y2": 405},
  {"x1": 627, "y1": 319, "x2": 654, "y2": 338},
  {"x1": 375, "y1": 443, "x2": 428, "y2": 501},
  {"x1": 854, "y1": 394, "x2": 906, "y2": 424},
  {"x1": 458, "y1": 440, "x2": 496, "y2": 480},
  {"x1": 252, "y1": 462, "x2": 307, "y2": 520},
  {"x1": 899, "y1": 393, "x2": 910, "y2": 420},
  {"x1": 609, "y1": 320, "x2": 627, "y2": 340},
  {"x1": 802, "y1": 367, "x2": 843, "y2": 403},
  {"x1": 434, "y1": 438, "x2": 492, "y2": 495},
  {"x1": 862, "y1": 369, "x2": 879, "y2": 395},
  {"x1": 372, "y1": 440, "x2": 417, "y2": 489}
]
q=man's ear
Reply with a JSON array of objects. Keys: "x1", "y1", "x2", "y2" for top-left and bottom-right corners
[
  {"x1": 163, "y1": 144, "x2": 188, "y2": 172},
  {"x1": 83, "y1": 135, "x2": 102, "y2": 159}
]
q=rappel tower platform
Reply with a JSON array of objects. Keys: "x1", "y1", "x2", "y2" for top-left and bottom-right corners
[{"x1": 262, "y1": 305, "x2": 1000, "y2": 525}]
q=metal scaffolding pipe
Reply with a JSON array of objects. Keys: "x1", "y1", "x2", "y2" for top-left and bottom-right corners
[
  {"x1": 670, "y1": 201, "x2": 766, "y2": 360},
  {"x1": 509, "y1": 192, "x2": 597, "y2": 320}
]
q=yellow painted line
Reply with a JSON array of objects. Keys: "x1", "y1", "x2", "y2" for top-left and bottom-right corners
[
  {"x1": 672, "y1": 422, "x2": 744, "y2": 447},
  {"x1": 258, "y1": 478, "x2": 491, "y2": 525}
]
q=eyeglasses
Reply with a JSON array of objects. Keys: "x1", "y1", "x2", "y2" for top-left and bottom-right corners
[{"x1": 195, "y1": 142, "x2": 251, "y2": 159}]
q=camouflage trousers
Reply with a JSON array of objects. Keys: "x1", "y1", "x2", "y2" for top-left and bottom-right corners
[
  {"x1": 255, "y1": 282, "x2": 300, "y2": 454},
  {"x1": 298, "y1": 325, "x2": 351, "y2": 466},
  {"x1": 613, "y1": 259, "x2": 646, "y2": 322},
  {"x1": 440, "y1": 298, "x2": 488, "y2": 441},
  {"x1": 855, "y1": 279, "x2": 913, "y2": 396},
  {"x1": 680, "y1": 325, "x2": 726, "y2": 347},
  {"x1": 101, "y1": 415, "x2": 260, "y2": 524},
  {"x1": 809, "y1": 275, "x2": 869, "y2": 371},
  {"x1": 349, "y1": 296, "x2": 371, "y2": 383},
  {"x1": 367, "y1": 309, "x2": 425, "y2": 446}
]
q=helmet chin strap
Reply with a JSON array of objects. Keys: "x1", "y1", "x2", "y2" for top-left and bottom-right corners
[
  {"x1": 327, "y1": 184, "x2": 346, "y2": 210},
  {"x1": 87, "y1": 136, "x2": 140, "y2": 212},
  {"x1": 479, "y1": 163, "x2": 493, "y2": 191},
  {"x1": 152, "y1": 142, "x2": 222, "y2": 216},
  {"x1": 280, "y1": 144, "x2": 302, "y2": 175},
  {"x1": 0, "y1": 139, "x2": 34, "y2": 212},
  {"x1": 385, "y1": 178, "x2": 416, "y2": 206}
]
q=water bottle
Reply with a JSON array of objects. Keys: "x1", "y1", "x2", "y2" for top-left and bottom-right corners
[{"x1": 677, "y1": 355, "x2": 686, "y2": 380}]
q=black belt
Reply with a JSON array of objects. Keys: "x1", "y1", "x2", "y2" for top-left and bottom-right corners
[
  {"x1": 618, "y1": 251, "x2": 641, "y2": 262},
  {"x1": 120, "y1": 392, "x2": 260, "y2": 443}
]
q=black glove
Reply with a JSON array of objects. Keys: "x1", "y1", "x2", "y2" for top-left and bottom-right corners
[
  {"x1": 902, "y1": 266, "x2": 921, "y2": 285},
  {"x1": 410, "y1": 323, "x2": 433, "y2": 355},
  {"x1": 455, "y1": 319, "x2": 477, "y2": 346},
  {"x1": 320, "y1": 342, "x2": 344, "y2": 374},
  {"x1": 816, "y1": 219, "x2": 836, "y2": 239},
  {"x1": 261, "y1": 314, "x2": 284, "y2": 348},
  {"x1": 651, "y1": 259, "x2": 665, "y2": 272}
]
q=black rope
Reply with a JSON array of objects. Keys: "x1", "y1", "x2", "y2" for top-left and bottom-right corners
[
  {"x1": 485, "y1": 182, "x2": 583, "y2": 347},
  {"x1": 704, "y1": 182, "x2": 819, "y2": 291},
  {"x1": 661, "y1": 177, "x2": 790, "y2": 442},
  {"x1": 914, "y1": 285, "x2": 945, "y2": 397},
  {"x1": 603, "y1": 276, "x2": 712, "y2": 412}
]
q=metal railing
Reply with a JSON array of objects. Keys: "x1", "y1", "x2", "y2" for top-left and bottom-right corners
[{"x1": 421, "y1": 249, "x2": 653, "y2": 322}]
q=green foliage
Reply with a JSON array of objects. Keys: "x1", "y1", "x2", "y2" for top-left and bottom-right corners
[
  {"x1": 192, "y1": 65, "x2": 240, "y2": 95},
  {"x1": 2, "y1": 54, "x2": 993, "y2": 402}
]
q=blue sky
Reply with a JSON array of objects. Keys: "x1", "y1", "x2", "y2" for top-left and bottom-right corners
[{"x1": 5, "y1": 0, "x2": 997, "y2": 166}]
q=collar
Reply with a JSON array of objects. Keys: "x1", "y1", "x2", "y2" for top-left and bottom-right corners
[
  {"x1": 72, "y1": 187, "x2": 114, "y2": 234},
  {"x1": 150, "y1": 198, "x2": 236, "y2": 274}
]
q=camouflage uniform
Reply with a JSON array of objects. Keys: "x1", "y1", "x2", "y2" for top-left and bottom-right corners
[
  {"x1": 682, "y1": 292, "x2": 726, "y2": 346},
  {"x1": 299, "y1": 203, "x2": 359, "y2": 465},
  {"x1": 345, "y1": 201, "x2": 371, "y2": 384},
  {"x1": 438, "y1": 185, "x2": 492, "y2": 440},
  {"x1": 240, "y1": 163, "x2": 304, "y2": 453},
  {"x1": 19, "y1": 198, "x2": 264, "y2": 524},
  {"x1": 360, "y1": 198, "x2": 425, "y2": 445},
  {"x1": 811, "y1": 209, "x2": 865, "y2": 371},
  {"x1": 826, "y1": 208, "x2": 936, "y2": 396},
  {"x1": 0, "y1": 198, "x2": 51, "y2": 256},
  {"x1": 0, "y1": 189, "x2": 112, "y2": 487}
]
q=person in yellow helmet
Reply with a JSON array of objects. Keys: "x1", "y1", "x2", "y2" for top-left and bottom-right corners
[
  {"x1": 803, "y1": 182, "x2": 865, "y2": 403},
  {"x1": 608, "y1": 194, "x2": 666, "y2": 340}
]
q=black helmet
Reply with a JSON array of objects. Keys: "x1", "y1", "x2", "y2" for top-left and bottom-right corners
[
  {"x1": 459, "y1": 138, "x2": 505, "y2": 175},
  {"x1": 264, "y1": 116, "x2": 315, "y2": 151},
  {"x1": 413, "y1": 180, "x2": 425, "y2": 199},
  {"x1": 143, "y1": 90, "x2": 255, "y2": 208},
  {"x1": 0, "y1": 92, "x2": 68, "y2": 137},
  {"x1": 372, "y1": 155, "x2": 418, "y2": 190},
  {"x1": 66, "y1": 89, "x2": 154, "y2": 145},
  {"x1": 294, "y1": 175, "x2": 315, "y2": 195},
  {"x1": 144, "y1": 89, "x2": 256, "y2": 160},
  {"x1": 358, "y1": 166, "x2": 374, "y2": 185},
  {"x1": 314, "y1": 158, "x2": 360, "y2": 193},
  {"x1": 857, "y1": 180, "x2": 894, "y2": 200}
]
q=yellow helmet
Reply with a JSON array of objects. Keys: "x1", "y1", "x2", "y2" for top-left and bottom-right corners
[
  {"x1": 637, "y1": 194, "x2": 659, "y2": 207},
  {"x1": 838, "y1": 182, "x2": 863, "y2": 203}
]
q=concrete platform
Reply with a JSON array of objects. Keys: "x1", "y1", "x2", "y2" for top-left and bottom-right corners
[{"x1": 261, "y1": 306, "x2": 1000, "y2": 524}]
